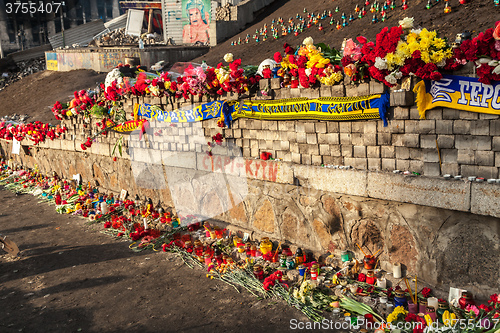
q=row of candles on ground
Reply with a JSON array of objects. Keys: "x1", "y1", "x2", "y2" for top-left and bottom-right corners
[{"x1": 230, "y1": 1, "x2": 406, "y2": 45}]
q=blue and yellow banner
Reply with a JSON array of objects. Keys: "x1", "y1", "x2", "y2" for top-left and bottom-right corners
[
  {"x1": 134, "y1": 100, "x2": 225, "y2": 123},
  {"x1": 134, "y1": 91, "x2": 390, "y2": 126},
  {"x1": 232, "y1": 92, "x2": 389, "y2": 125},
  {"x1": 414, "y1": 75, "x2": 500, "y2": 119}
]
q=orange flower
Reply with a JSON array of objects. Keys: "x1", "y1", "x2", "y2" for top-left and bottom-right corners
[
  {"x1": 344, "y1": 64, "x2": 357, "y2": 77},
  {"x1": 494, "y1": 21, "x2": 500, "y2": 40}
]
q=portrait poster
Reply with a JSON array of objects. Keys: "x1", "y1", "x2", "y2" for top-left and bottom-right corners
[{"x1": 181, "y1": 0, "x2": 211, "y2": 45}]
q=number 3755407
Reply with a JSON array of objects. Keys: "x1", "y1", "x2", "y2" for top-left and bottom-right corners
[{"x1": 6, "y1": 1, "x2": 65, "y2": 14}]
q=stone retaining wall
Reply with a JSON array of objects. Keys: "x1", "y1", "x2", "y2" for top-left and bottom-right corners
[{"x1": 2, "y1": 77, "x2": 499, "y2": 299}]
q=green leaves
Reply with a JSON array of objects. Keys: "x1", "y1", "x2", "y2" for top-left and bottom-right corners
[
  {"x1": 316, "y1": 43, "x2": 342, "y2": 65},
  {"x1": 90, "y1": 105, "x2": 108, "y2": 118}
]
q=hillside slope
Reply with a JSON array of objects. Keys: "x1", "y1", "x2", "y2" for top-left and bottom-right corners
[{"x1": 195, "y1": 0, "x2": 497, "y2": 66}]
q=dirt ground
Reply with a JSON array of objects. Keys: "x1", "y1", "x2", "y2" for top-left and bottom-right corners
[
  {"x1": 0, "y1": 70, "x2": 107, "y2": 124},
  {"x1": 0, "y1": 188, "x2": 313, "y2": 333},
  {"x1": 194, "y1": 0, "x2": 497, "y2": 66}
]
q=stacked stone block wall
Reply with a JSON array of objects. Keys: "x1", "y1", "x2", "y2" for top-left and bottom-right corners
[{"x1": 1, "y1": 77, "x2": 500, "y2": 300}]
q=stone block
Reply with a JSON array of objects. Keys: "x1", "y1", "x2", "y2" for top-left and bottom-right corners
[
  {"x1": 353, "y1": 158, "x2": 368, "y2": 169},
  {"x1": 327, "y1": 122, "x2": 339, "y2": 132},
  {"x1": 478, "y1": 166, "x2": 498, "y2": 179},
  {"x1": 61, "y1": 140, "x2": 75, "y2": 151},
  {"x1": 364, "y1": 122, "x2": 377, "y2": 134},
  {"x1": 396, "y1": 159, "x2": 410, "y2": 171},
  {"x1": 460, "y1": 165, "x2": 477, "y2": 177},
  {"x1": 308, "y1": 144, "x2": 319, "y2": 156},
  {"x1": 458, "y1": 110, "x2": 479, "y2": 119},
  {"x1": 367, "y1": 146, "x2": 380, "y2": 158},
  {"x1": 296, "y1": 132, "x2": 307, "y2": 143},
  {"x1": 292, "y1": 152, "x2": 301, "y2": 164},
  {"x1": 323, "y1": 156, "x2": 343, "y2": 165},
  {"x1": 294, "y1": 164, "x2": 368, "y2": 196},
  {"x1": 317, "y1": 133, "x2": 327, "y2": 144},
  {"x1": 330, "y1": 145, "x2": 341, "y2": 156},
  {"x1": 302, "y1": 154, "x2": 312, "y2": 165},
  {"x1": 262, "y1": 121, "x2": 278, "y2": 131},
  {"x1": 296, "y1": 122, "x2": 305, "y2": 133},
  {"x1": 441, "y1": 149, "x2": 458, "y2": 164},
  {"x1": 495, "y1": 152, "x2": 500, "y2": 167},
  {"x1": 457, "y1": 149, "x2": 475, "y2": 164},
  {"x1": 341, "y1": 145, "x2": 353, "y2": 157},
  {"x1": 319, "y1": 144, "x2": 330, "y2": 155},
  {"x1": 443, "y1": 108, "x2": 460, "y2": 120},
  {"x1": 479, "y1": 113, "x2": 499, "y2": 119},
  {"x1": 367, "y1": 171, "x2": 471, "y2": 211},
  {"x1": 453, "y1": 120, "x2": 471, "y2": 134},
  {"x1": 471, "y1": 182, "x2": 500, "y2": 218},
  {"x1": 290, "y1": 88, "x2": 301, "y2": 98},
  {"x1": 352, "y1": 122, "x2": 364, "y2": 133},
  {"x1": 312, "y1": 155, "x2": 323, "y2": 166},
  {"x1": 389, "y1": 120, "x2": 405, "y2": 133},
  {"x1": 409, "y1": 160, "x2": 424, "y2": 174},
  {"x1": 455, "y1": 135, "x2": 491, "y2": 150},
  {"x1": 331, "y1": 84, "x2": 345, "y2": 97},
  {"x1": 475, "y1": 151, "x2": 495, "y2": 166},
  {"x1": 493, "y1": 137, "x2": 500, "y2": 151},
  {"x1": 304, "y1": 122, "x2": 316, "y2": 133},
  {"x1": 370, "y1": 80, "x2": 385, "y2": 94},
  {"x1": 440, "y1": 163, "x2": 459, "y2": 176},
  {"x1": 426, "y1": 108, "x2": 443, "y2": 120},
  {"x1": 259, "y1": 78, "x2": 271, "y2": 90},
  {"x1": 381, "y1": 158, "x2": 396, "y2": 171},
  {"x1": 378, "y1": 133, "x2": 392, "y2": 145},
  {"x1": 340, "y1": 133, "x2": 352, "y2": 145},
  {"x1": 306, "y1": 133, "x2": 318, "y2": 144},
  {"x1": 357, "y1": 83, "x2": 370, "y2": 96},
  {"x1": 290, "y1": 142, "x2": 299, "y2": 153},
  {"x1": 405, "y1": 120, "x2": 419, "y2": 133},
  {"x1": 423, "y1": 149, "x2": 439, "y2": 163},
  {"x1": 381, "y1": 146, "x2": 395, "y2": 158},
  {"x1": 368, "y1": 158, "x2": 381, "y2": 170},
  {"x1": 409, "y1": 107, "x2": 421, "y2": 120},
  {"x1": 270, "y1": 78, "x2": 282, "y2": 90},
  {"x1": 320, "y1": 85, "x2": 332, "y2": 97},
  {"x1": 353, "y1": 146, "x2": 367, "y2": 158},
  {"x1": 390, "y1": 91, "x2": 414, "y2": 107},
  {"x1": 490, "y1": 120, "x2": 500, "y2": 136},
  {"x1": 351, "y1": 133, "x2": 363, "y2": 146},
  {"x1": 339, "y1": 122, "x2": 351, "y2": 133},
  {"x1": 418, "y1": 120, "x2": 436, "y2": 134},
  {"x1": 91, "y1": 142, "x2": 110, "y2": 156},
  {"x1": 470, "y1": 120, "x2": 490, "y2": 135},
  {"x1": 395, "y1": 146, "x2": 410, "y2": 160},
  {"x1": 316, "y1": 122, "x2": 327, "y2": 133},
  {"x1": 421, "y1": 134, "x2": 437, "y2": 149},
  {"x1": 394, "y1": 107, "x2": 410, "y2": 119},
  {"x1": 278, "y1": 121, "x2": 295, "y2": 132},
  {"x1": 437, "y1": 135, "x2": 455, "y2": 149},
  {"x1": 345, "y1": 85, "x2": 357, "y2": 97},
  {"x1": 423, "y1": 162, "x2": 441, "y2": 176},
  {"x1": 392, "y1": 134, "x2": 419, "y2": 147}
]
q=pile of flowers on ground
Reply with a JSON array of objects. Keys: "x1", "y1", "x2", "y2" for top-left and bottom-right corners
[{"x1": 1, "y1": 162, "x2": 499, "y2": 331}]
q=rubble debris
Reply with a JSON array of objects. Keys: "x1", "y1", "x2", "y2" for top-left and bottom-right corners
[
  {"x1": 0, "y1": 57, "x2": 46, "y2": 93},
  {"x1": 1, "y1": 113, "x2": 30, "y2": 123},
  {"x1": 93, "y1": 28, "x2": 164, "y2": 47}
]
